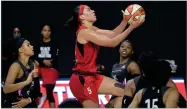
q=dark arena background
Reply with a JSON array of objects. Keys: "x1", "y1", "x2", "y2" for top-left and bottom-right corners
[{"x1": 1, "y1": 1, "x2": 186, "y2": 108}]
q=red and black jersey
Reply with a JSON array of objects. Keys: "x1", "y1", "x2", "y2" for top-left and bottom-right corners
[{"x1": 73, "y1": 25, "x2": 99, "y2": 73}]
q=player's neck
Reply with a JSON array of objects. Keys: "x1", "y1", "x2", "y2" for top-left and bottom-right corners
[
  {"x1": 18, "y1": 55, "x2": 29, "y2": 67},
  {"x1": 43, "y1": 37, "x2": 51, "y2": 43},
  {"x1": 82, "y1": 21, "x2": 93, "y2": 28},
  {"x1": 119, "y1": 57, "x2": 129, "y2": 64}
]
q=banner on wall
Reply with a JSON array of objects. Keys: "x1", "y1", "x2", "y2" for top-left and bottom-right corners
[{"x1": 40, "y1": 78, "x2": 186, "y2": 108}]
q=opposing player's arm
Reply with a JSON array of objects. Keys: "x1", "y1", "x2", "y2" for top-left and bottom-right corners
[
  {"x1": 128, "y1": 61, "x2": 141, "y2": 75},
  {"x1": 122, "y1": 79, "x2": 136, "y2": 108},
  {"x1": 124, "y1": 79, "x2": 135, "y2": 96},
  {"x1": 3, "y1": 63, "x2": 29, "y2": 94},
  {"x1": 128, "y1": 89, "x2": 143, "y2": 108},
  {"x1": 93, "y1": 20, "x2": 127, "y2": 38},
  {"x1": 165, "y1": 88, "x2": 179, "y2": 108},
  {"x1": 79, "y1": 26, "x2": 134, "y2": 47}
]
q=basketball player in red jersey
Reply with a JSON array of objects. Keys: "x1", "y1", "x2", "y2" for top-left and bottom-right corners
[{"x1": 66, "y1": 5, "x2": 144, "y2": 108}]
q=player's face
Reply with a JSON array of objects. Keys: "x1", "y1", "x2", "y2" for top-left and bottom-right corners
[
  {"x1": 81, "y1": 6, "x2": 97, "y2": 22},
  {"x1": 20, "y1": 40, "x2": 34, "y2": 56},
  {"x1": 13, "y1": 28, "x2": 20, "y2": 33},
  {"x1": 41, "y1": 25, "x2": 51, "y2": 39},
  {"x1": 119, "y1": 41, "x2": 133, "y2": 58},
  {"x1": 13, "y1": 27, "x2": 21, "y2": 38}
]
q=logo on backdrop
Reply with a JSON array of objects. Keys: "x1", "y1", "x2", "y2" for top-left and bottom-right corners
[{"x1": 165, "y1": 60, "x2": 177, "y2": 73}]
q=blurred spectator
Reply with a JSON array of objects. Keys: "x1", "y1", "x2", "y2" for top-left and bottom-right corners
[
  {"x1": 2, "y1": 27, "x2": 22, "y2": 81},
  {"x1": 34, "y1": 24, "x2": 59, "y2": 108}
]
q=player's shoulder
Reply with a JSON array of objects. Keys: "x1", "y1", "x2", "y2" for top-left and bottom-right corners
[
  {"x1": 9, "y1": 62, "x2": 22, "y2": 72},
  {"x1": 167, "y1": 87, "x2": 179, "y2": 95},
  {"x1": 112, "y1": 63, "x2": 118, "y2": 68},
  {"x1": 128, "y1": 61, "x2": 139, "y2": 68},
  {"x1": 77, "y1": 28, "x2": 90, "y2": 38},
  {"x1": 163, "y1": 87, "x2": 179, "y2": 104}
]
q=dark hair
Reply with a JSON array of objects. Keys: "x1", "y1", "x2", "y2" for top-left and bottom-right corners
[
  {"x1": 58, "y1": 98, "x2": 83, "y2": 108},
  {"x1": 64, "y1": 5, "x2": 81, "y2": 30},
  {"x1": 138, "y1": 51, "x2": 171, "y2": 87},
  {"x1": 15, "y1": 38, "x2": 26, "y2": 57},
  {"x1": 154, "y1": 60, "x2": 171, "y2": 87},
  {"x1": 138, "y1": 51, "x2": 157, "y2": 68},
  {"x1": 138, "y1": 51, "x2": 157, "y2": 77},
  {"x1": 120, "y1": 40, "x2": 134, "y2": 50},
  {"x1": 41, "y1": 24, "x2": 51, "y2": 31}
]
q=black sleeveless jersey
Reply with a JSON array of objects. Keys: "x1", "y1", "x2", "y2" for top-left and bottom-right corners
[
  {"x1": 111, "y1": 59, "x2": 133, "y2": 83},
  {"x1": 122, "y1": 76, "x2": 169, "y2": 108},
  {"x1": 133, "y1": 76, "x2": 150, "y2": 96},
  {"x1": 3, "y1": 60, "x2": 37, "y2": 108},
  {"x1": 139, "y1": 87, "x2": 169, "y2": 108},
  {"x1": 121, "y1": 76, "x2": 150, "y2": 108}
]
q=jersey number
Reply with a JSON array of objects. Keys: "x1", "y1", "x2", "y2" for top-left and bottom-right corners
[{"x1": 145, "y1": 98, "x2": 158, "y2": 108}]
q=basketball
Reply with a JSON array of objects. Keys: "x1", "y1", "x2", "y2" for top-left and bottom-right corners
[{"x1": 123, "y1": 4, "x2": 145, "y2": 24}]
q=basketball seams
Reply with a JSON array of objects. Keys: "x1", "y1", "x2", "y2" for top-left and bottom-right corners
[
  {"x1": 131, "y1": 4, "x2": 141, "y2": 15},
  {"x1": 124, "y1": 4, "x2": 145, "y2": 23},
  {"x1": 133, "y1": 7, "x2": 145, "y2": 21},
  {"x1": 127, "y1": 5, "x2": 133, "y2": 15}
]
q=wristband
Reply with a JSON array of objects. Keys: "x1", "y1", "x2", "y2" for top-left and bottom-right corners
[{"x1": 28, "y1": 97, "x2": 32, "y2": 103}]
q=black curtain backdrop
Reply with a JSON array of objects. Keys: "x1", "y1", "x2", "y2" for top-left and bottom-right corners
[{"x1": 2, "y1": 1, "x2": 186, "y2": 81}]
